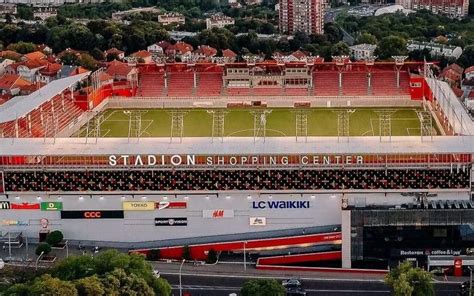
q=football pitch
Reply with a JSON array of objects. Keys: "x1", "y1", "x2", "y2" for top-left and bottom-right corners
[{"x1": 75, "y1": 108, "x2": 438, "y2": 137}]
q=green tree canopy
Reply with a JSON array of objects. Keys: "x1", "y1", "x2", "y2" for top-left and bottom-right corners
[
  {"x1": 30, "y1": 274, "x2": 78, "y2": 296},
  {"x1": 375, "y1": 35, "x2": 408, "y2": 60},
  {"x1": 385, "y1": 261, "x2": 434, "y2": 296},
  {"x1": 241, "y1": 279, "x2": 286, "y2": 296}
]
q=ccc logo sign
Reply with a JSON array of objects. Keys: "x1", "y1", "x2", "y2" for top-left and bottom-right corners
[{"x1": 84, "y1": 211, "x2": 102, "y2": 218}]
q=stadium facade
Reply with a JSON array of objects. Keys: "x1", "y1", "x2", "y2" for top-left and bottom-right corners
[{"x1": 0, "y1": 60, "x2": 473, "y2": 271}]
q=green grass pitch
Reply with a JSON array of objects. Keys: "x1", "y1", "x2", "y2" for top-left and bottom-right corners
[{"x1": 75, "y1": 108, "x2": 438, "y2": 137}]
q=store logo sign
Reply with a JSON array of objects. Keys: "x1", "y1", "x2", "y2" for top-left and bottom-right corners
[
  {"x1": 0, "y1": 201, "x2": 10, "y2": 209},
  {"x1": 155, "y1": 217, "x2": 188, "y2": 226},
  {"x1": 61, "y1": 210, "x2": 124, "y2": 219},
  {"x1": 249, "y1": 217, "x2": 266, "y2": 226},
  {"x1": 203, "y1": 209, "x2": 234, "y2": 218},
  {"x1": 1, "y1": 220, "x2": 28, "y2": 226},
  {"x1": 156, "y1": 201, "x2": 187, "y2": 210},
  {"x1": 123, "y1": 201, "x2": 155, "y2": 211},
  {"x1": 41, "y1": 202, "x2": 63, "y2": 211},
  {"x1": 251, "y1": 201, "x2": 310, "y2": 209},
  {"x1": 11, "y1": 202, "x2": 40, "y2": 210}
]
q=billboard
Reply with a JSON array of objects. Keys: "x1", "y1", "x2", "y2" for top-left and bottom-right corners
[
  {"x1": 156, "y1": 201, "x2": 187, "y2": 210},
  {"x1": 61, "y1": 210, "x2": 124, "y2": 219},
  {"x1": 41, "y1": 202, "x2": 63, "y2": 211},
  {"x1": 203, "y1": 209, "x2": 235, "y2": 218},
  {"x1": 11, "y1": 202, "x2": 40, "y2": 210},
  {"x1": 123, "y1": 201, "x2": 155, "y2": 211},
  {"x1": 155, "y1": 217, "x2": 188, "y2": 226},
  {"x1": 249, "y1": 217, "x2": 267, "y2": 226},
  {"x1": 0, "y1": 201, "x2": 10, "y2": 210}
]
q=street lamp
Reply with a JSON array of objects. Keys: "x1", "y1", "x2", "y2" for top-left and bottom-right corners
[
  {"x1": 243, "y1": 241, "x2": 248, "y2": 272},
  {"x1": 65, "y1": 240, "x2": 69, "y2": 258},
  {"x1": 35, "y1": 251, "x2": 45, "y2": 271},
  {"x1": 468, "y1": 266, "x2": 472, "y2": 296},
  {"x1": 179, "y1": 258, "x2": 185, "y2": 296}
]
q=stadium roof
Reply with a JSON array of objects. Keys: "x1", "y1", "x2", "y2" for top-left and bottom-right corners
[
  {"x1": 0, "y1": 136, "x2": 472, "y2": 156},
  {"x1": 425, "y1": 78, "x2": 474, "y2": 135},
  {"x1": 0, "y1": 72, "x2": 90, "y2": 124}
]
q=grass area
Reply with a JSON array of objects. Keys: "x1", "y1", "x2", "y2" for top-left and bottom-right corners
[{"x1": 75, "y1": 108, "x2": 438, "y2": 137}]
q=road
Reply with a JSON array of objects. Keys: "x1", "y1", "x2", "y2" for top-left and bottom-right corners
[{"x1": 154, "y1": 262, "x2": 461, "y2": 296}]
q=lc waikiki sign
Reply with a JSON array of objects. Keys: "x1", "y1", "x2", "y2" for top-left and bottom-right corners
[{"x1": 108, "y1": 154, "x2": 364, "y2": 167}]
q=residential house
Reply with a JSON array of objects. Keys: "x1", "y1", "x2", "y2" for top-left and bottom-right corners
[
  {"x1": 105, "y1": 48, "x2": 125, "y2": 60},
  {"x1": 349, "y1": 44, "x2": 377, "y2": 61},
  {"x1": 37, "y1": 62, "x2": 63, "y2": 83},
  {"x1": 222, "y1": 49, "x2": 237, "y2": 63},
  {"x1": 165, "y1": 41, "x2": 193, "y2": 61},
  {"x1": 130, "y1": 50, "x2": 152, "y2": 64},
  {"x1": 105, "y1": 60, "x2": 138, "y2": 82},
  {"x1": 193, "y1": 45, "x2": 217, "y2": 62},
  {"x1": 0, "y1": 74, "x2": 32, "y2": 96},
  {"x1": 439, "y1": 63, "x2": 464, "y2": 87},
  {"x1": 206, "y1": 14, "x2": 235, "y2": 29},
  {"x1": 22, "y1": 50, "x2": 47, "y2": 62},
  {"x1": 0, "y1": 58, "x2": 14, "y2": 75},
  {"x1": 157, "y1": 13, "x2": 185, "y2": 26}
]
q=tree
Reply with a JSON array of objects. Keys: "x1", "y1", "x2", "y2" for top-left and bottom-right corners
[
  {"x1": 101, "y1": 268, "x2": 154, "y2": 296},
  {"x1": 6, "y1": 41, "x2": 37, "y2": 54},
  {"x1": 75, "y1": 275, "x2": 105, "y2": 296},
  {"x1": 79, "y1": 53, "x2": 98, "y2": 71},
  {"x1": 331, "y1": 41, "x2": 350, "y2": 56},
  {"x1": 35, "y1": 242, "x2": 52, "y2": 256},
  {"x1": 60, "y1": 52, "x2": 80, "y2": 66},
  {"x1": 149, "y1": 277, "x2": 172, "y2": 296},
  {"x1": 46, "y1": 230, "x2": 64, "y2": 246},
  {"x1": 52, "y1": 254, "x2": 96, "y2": 281},
  {"x1": 356, "y1": 32, "x2": 377, "y2": 45},
  {"x1": 30, "y1": 274, "x2": 78, "y2": 296},
  {"x1": 385, "y1": 261, "x2": 434, "y2": 296},
  {"x1": 375, "y1": 35, "x2": 408, "y2": 60},
  {"x1": 457, "y1": 44, "x2": 474, "y2": 68},
  {"x1": 241, "y1": 279, "x2": 286, "y2": 296}
]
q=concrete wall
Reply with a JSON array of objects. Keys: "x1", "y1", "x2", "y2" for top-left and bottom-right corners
[{"x1": 0, "y1": 193, "x2": 342, "y2": 245}]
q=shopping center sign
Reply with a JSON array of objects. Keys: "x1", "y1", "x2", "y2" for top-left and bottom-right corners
[
  {"x1": 251, "y1": 201, "x2": 310, "y2": 209},
  {"x1": 108, "y1": 154, "x2": 364, "y2": 167}
]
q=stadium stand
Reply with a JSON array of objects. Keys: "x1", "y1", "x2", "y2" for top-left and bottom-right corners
[
  {"x1": 138, "y1": 72, "x2": 165, "y2": 97},
  {"x1": 342, "y1": 72, "x2": 368, "y2": 96},
  {"x1": 4, "y1": 169, "x2": 469, "y2": 192},
  {"x1": 313, "y1": 72, "x2": 340, "y2": 96},
  {"x1": 196, "y1": 72, "x2": 223, "y2": 97},
  {"x1": 167, "y1": 71, "x2": 194, "y2": 97}
]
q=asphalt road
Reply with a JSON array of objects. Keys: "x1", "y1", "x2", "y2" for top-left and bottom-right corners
[{"x1": 161, "y1": 272, "x2": 461, "y2": 296}]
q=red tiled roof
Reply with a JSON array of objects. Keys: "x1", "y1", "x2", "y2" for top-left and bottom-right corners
[
  {"x1": 105, "y1": 60, "x2": 133, "y2": 77},
  {"x1": 445, "y1": 63, "x2": 463, "y2": 75},
  {"x1": 0, "y1": 74, "x2": 31, "y2": 89},
  {"x1": 194, "y1": 45, "x2": 217, "y2": 57},
  {"x1": 440, "y1": 68, "x2": 460, "y2": 82},
  {"x1": 69, "y1": 66, "x2": 89, "y2": 76},
  {"x1": 465, "y1": 66, "x2": 474, "y2": 74},
  {"x1": 23, "y1": 59, "x2": 48, "y2": 69},
  {"x1": 291, "y1": 50, "x2": 307, "y2": 59},
  {"x1": 168, "y1": 41, "x2": 193, "y2": 54},
  {"x1": 0, "y1": 50, "x2": 22, "y2": 60},
  {"x1": 106, "y1": 47, "x2": 125, "y2": 56},
  {"x1": 99, "y1": 72, "x2": 113, "y2": 82},
  {"x1": 131, "y1": 50, "x2": 151, "y2": 58},
  {"x1": 222, "y1": 49, "x2": 237, "y2": 58},
  {"x1": 23, "y1": 51, "x2": 47, "y2": 61},
  {"x1": 39, "y1": 63, "x2": 62, "y2": 75},
  {"x1": 468, "y1": 90, "x2": 474, "y2": 99}
]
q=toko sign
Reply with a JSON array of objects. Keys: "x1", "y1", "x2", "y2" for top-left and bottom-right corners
[{"x1": 251, "y1": 201, "x2": 310, "y2": 209}]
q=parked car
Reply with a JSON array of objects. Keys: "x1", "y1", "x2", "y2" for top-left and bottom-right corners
[
  {"x1": 282, "y1": 279, "x2": 302, "y2": 288},
  {"x1": 153, "y1": 270, "x2": 160, "y2": 278},
  {"x1": 287, "y1": 287, "x2": 307, "y2": 296}
]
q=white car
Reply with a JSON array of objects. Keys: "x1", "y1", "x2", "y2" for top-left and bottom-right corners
[
  {"x1": 153, "y1": 270, "x2": 160, "y2": 278},
  {"x1": 282, "y1": 279, "x2": 302, "y2": 288}
]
